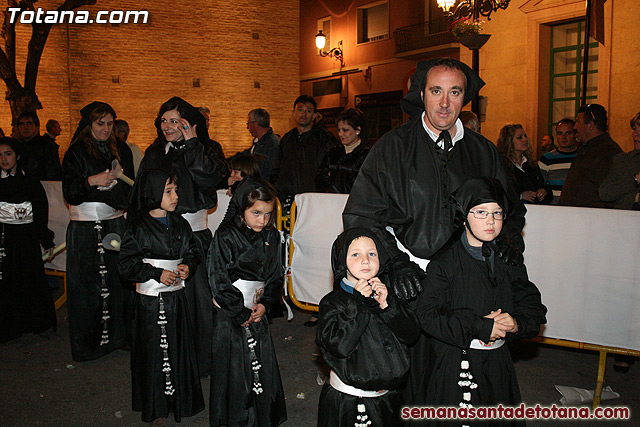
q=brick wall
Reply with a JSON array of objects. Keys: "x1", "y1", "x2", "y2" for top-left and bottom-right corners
[{"x1": 1, "y1": 0, "x2": 300, "y2": 158}]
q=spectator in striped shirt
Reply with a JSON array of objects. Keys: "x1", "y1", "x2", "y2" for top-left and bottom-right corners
[{"x1": 539, "y1": 119, "x2": 579, "y2": 205}]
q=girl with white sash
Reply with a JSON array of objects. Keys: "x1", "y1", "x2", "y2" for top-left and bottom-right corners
[
  {"x1": 119, "y1": 170, "x2": 203, "y2": 425},
  {"x1": 0, "y1": 137, "x2": 56, "y2": 342},
  {"x1": 62, "y1": 102, "x2": 135, "y2": 362},
  {"x1": 207, "y1": 177, "x2": 286, "y2": 427}
]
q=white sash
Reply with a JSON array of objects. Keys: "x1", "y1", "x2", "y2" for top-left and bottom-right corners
[
  {"x1": 182, "y1": 209, "x2": 208, "y2": 232},
  {"x1": 136, "y1": 258, "x2": 184, "y2": 296},
  {"x1": 469, "y1": 338, "x2": 505, "y2": 350},
  {"x1": 0, "y1": 201, "x2": 33, "y2": 224},
  {"x1": 329, "y1": 370, "x2": 389, "y2": 398},
  {"x1": 233, "y1": 279, "x2": 265, "y2": 309},
  {"x1": 69, "y1": 202, "x2": 123, "y2": 221}
]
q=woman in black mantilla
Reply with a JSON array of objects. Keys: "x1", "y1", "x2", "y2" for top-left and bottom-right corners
[
  {"x1": 119, "y1": 169, "x2": 204, "y2": 424},
  {"x1": 138, "y1": 96, "x2": 227, "y2": 378},
  {"x1": 414, "y1": 177, "x2": 547, "y2": 426},
  {"x1": 207, "y1": 177, "x2": 286, "y2": 427},
  {"x1": 0, "y1": 137, "x2": 56, "y2": 342},
  {"x1": 62, "y1": 101, "x2": 134, "y2": 361}
]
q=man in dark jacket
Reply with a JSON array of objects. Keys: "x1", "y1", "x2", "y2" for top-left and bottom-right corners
[
  {"x1": 343, "y1": 58, "x2": 526, "y2": 299},
  {"x1": 560, "y1": 103, "x2": 622, "y2": 208},
  {"x1": 16, "y1": 112, "x2": 62, "y2": 180},
  {"x1": 271, "y1": 95, "x2": 338, "y2": 207},
  {"x1": 238, "y1": 108, "x2": 280, "y2": 182}
]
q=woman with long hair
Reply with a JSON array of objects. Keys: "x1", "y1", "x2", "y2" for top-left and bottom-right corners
[
  {"x1": 62, "y1": 101, "x2": 135, "y2": 361},
  {"x1": 497, "y1": 124, "x2": 552, "y2": 205},
  {"x1": 137, "y1": 96, "x2": 227, "y2": 377}
]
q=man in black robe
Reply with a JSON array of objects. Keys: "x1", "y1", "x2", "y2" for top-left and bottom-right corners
[{"x1": 342, "y1": 58, "x2": 527, "y2": 405}]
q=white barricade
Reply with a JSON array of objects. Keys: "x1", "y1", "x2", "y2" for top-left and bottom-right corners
[{"x1": 288, "y1": 193, "x2": 640, "y2": 352}]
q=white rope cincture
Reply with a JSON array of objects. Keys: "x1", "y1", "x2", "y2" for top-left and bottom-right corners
[
  {"x1": 0, "y1": 224, "x2": 5, "y2": 280},
  {"x1": 244, "y1": 326, "x2": 263, "y2": 395},
  {"x1": 355, "y1": 402, "x2": 372, "y2": 427},
  {"x1": 158, "y1": 295, "x2": 175, "y2": 396},
  {"x1": 458, "y1": 349, "x2": 477, "y2": 409},
  {"x1": 95, "y1": 221, "x2": 110, "y2": 346}
]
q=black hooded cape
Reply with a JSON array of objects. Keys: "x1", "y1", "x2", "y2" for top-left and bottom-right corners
[{"x1": 316, "y1": 228, "x2": 420, "y2": 427}]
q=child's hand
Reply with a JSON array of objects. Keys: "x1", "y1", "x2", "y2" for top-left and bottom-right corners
[
  {"x1": 160, "y1": 269, "x2": 180, "y2": 286},
  {"x1": 250, "y1": 303, "x2": 266, "y2": 323},
  {"x1": 494, "y1": 312, "x2": 518, "y2": 333},
  {"x1": 368, "y1": 277, "x2": 389, "y2": 309},
  {"x1": 176, "y1": 264, "x2": 190, "y2": 280},
  {"x1": 354, "y1": 279, "x2": 373, "y2": 297}
]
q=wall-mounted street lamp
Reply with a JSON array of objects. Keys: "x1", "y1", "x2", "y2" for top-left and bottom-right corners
[{"x1": 315, "y1": 30, "x2": 344, "y2": 67}]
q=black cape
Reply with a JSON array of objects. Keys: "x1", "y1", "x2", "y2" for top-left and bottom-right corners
[
  {"x1": 207, "y1": 212, "x2": 286, "y2": 427},
  {"x1": 413, "y1": 236, "x2": 547, "y2": 425},
  {"x1": 315, "y1": 143, "x2": 370, "y2": 194},
  {"x1": 0, "y1": 171, "x2": 56, "y2": 342},
  {"x1": 316, "y1": 228, "x2": 420, "y2": 426},
  {"x1": 119, "y1": 197, "x2": 204, "y2": 422},
  {"x1": 62, "y1": 137, "x2": 135, "y2": 361}
]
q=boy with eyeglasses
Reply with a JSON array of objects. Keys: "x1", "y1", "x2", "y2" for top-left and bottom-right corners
[{"x1": 413, "y1": 177, "x2": 547, "y2": 414}]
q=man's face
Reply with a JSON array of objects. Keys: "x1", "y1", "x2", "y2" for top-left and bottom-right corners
[
  {"x1": 18, "y1": 117, "x2": 38, "y2": 141},
  {"x1": 246, "y1": 115, "x2": 260, "y2": 138},
  {"x1": 555, "y1": 123, "x2": 577, "y2": 151},
  {"x1": 633, "y1": 124, "x2": 640, "y2": 151},
  {"x1": 574, "y1": 112, "x2": 591, "y2": 143},
  {"x1": 421, "y1": 66, "x2": 466, "y2": 134},
  {"x1": 51, "y1": 122, "x2": 62, "y2": 137},
  {"x1": 292, "y1": 102, "x2": 315, "y2": 128}
]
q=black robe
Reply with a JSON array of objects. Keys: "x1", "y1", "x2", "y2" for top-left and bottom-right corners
[
  {"x1": 207, "y1": 218, "x2": 286, "y2": 427},
  {"x1": 139, "y1": 137, "x2": 227, "y2": 377},
  {"x1": 62, "y1": 139, "x2": 135, "y2": 361},
  {"x1": 342, "y1": 120, "x2": 526, "y2": 261},
  {"x1": 119, "y1": 213, "x2": 204, "y2": 423},
  {"x1": 413, "y1": 236, "x2": 547, "y2": 426},
  {"x1": 315, "y1": 143, "x2": 370, "y2": 194},
  {"x1": 0, "y1": 172, "x2": 56, "y2": 342},
  {"x1": 316, "y1": 285, "x2": 420, "y2": 427}
]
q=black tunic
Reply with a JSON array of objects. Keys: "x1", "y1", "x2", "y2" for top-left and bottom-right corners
[
  {"x1": 315, "y1": 143, "x2": 370, "y2": 194},
  {"x1": 316, "y1": 285, "x2": 420, "y2": 426},
  {"x1": 413, "y1": 236, "x2": 547, "y2": 425},
  {"x1": 0, "y1": 172, "x2": 56, "y2": 342},
  {"x1": 207, "y1": 218, "x2": 286, "y2": 427},
  {"x1": 62, "y1": 139, "x2": 135, "y2": 361},
  {"x1": 139, "y1": 137, "x2": 227, "y2": 377},
  {"x1": 272, "y1": 125, "x2": 339, "y2": 199},
  {"x1": 342, "y1": 120, "x2": 525, "y2": 261},
  {"x1": 119, "y1": 213, "x2": 204, "y2": 423}
]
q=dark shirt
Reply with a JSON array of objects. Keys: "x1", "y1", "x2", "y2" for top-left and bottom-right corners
[
  {"x1": 236, "y1": 128, "x2": 280, "y2": 182},
  {"x1": 272, "y1": 125, "x2": 339, "y2": 199},
  {"x1": 315, "y1": 143, "x2": 370, "y2": 194},
  {"x1": 559, "y1": 132, "x2": 623, "y2": 208},
  {"x1": 507, "y1": 158, "x2": 553, "y2": 205},
  {"x1": 18, "y1": 134, "x2": 62, "y2": 181}
]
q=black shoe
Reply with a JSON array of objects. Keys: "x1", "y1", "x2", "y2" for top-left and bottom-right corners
[{"x1": 304, "y1": 319, "x2": 318, "y2": 327}]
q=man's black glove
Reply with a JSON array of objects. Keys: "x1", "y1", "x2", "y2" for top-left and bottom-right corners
[
  {"x1": 389, "y1": 256, "x2": 425, "y2": 301},
  {"x1": 492, "y1": 233, "x2": 525, "y2": 266}
]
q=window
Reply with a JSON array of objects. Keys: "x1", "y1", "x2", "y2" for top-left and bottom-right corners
[
  {"x1": 548, "y1": 21, "x2": 598, "y2": 132},
  {"x1": 357, "y1": 1, "x2": 389, "y2": 44},
  {"x1": 317, "y1": 16, "x2": 332, "y2": 55}
]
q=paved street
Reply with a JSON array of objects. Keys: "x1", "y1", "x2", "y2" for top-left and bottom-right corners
[{"x1": 1, "y1": 304, "x2": 638, "y2": 426}]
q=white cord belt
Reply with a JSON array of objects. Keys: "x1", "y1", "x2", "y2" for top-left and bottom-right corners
[
  {"x1": 329, "y1": 370, "x2": 389, "y2": 398},
  {"x1": 69, "y1": 202, "x2": 123, "y2": 221},
  {"x1": 136, "y1": 258, "x2": 184, "y2": 296},
  {"x1": 0, "y1": 201, "x2": 33, "y2": 224},
  {"x1": 182, "y1": 209, "x2": 208, "y2": 232}
]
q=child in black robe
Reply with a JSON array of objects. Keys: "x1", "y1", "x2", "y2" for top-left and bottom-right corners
[
  {"x1": 207, "y1": 177, "x2": 286, "y2": 427},
  {"x1": 316, "y1": 228, "x2": 420, "y2": 426},
  {"x1": 414, "y1": 177, "x2": 547, "y2": 425},
  {"x1": 119, "y1": 170, "x2": 204, "y2": 424}
]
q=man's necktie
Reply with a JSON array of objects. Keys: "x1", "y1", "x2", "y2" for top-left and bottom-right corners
[{"x1": 437, "y1": 130, "x2": 452, "y2": 153}]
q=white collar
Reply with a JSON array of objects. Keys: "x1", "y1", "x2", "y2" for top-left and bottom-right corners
[{"x1": 420, "y1": 112, "x2": 465, "y2": 150}]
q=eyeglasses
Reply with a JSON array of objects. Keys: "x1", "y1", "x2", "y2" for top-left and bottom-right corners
[
  {"x1": 585, "y1": 104, "x2": 597, "y2": 123},
  {"x1": 246, "y1": 120, "x2": 256, "y2": 126},
  {"x1": 469, "y1": 210, "x2": 505, "y2": 220}
]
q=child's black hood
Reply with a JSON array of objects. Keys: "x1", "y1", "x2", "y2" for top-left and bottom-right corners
[
  {"x1": 330, "y1": 227, "x2": 389, "y2": 285},
  {"x1": 450, "y1": 177, "x2": 510, "y2": 227},
  {"x1": 127, "y1": 169, "x2": 171, "y2": 223}
]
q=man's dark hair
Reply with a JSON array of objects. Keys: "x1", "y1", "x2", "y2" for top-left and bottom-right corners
[
  {"x1": 556, "y1": 118, "x2": 575, "y2": 128},
  {"x1": 18, "y1": 111, "x2": 40, "y2": 127},
  {"x1": 293, "y1": 95, "x2": 316, "y2": 112},
  {"x1": 45, "y1": 119, "x2": 59, "y2": 132},
  {"x1": 114, "y1": 119, "x2": 130, "y2": 139},
  {"x1": 578, "y1": 104, "x2": 607, "y2": 132},
  {"x1": 249, "y1": 108, "x2": 270, "y2": 128},
  {"x1": 422, "y1": 58, "x2": 467, "y2": 92}
]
